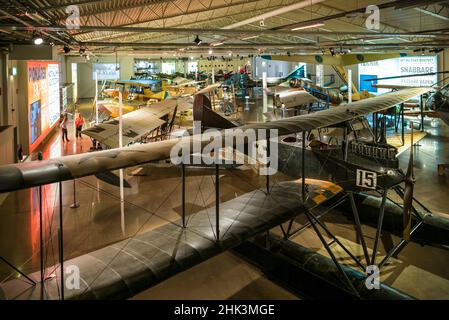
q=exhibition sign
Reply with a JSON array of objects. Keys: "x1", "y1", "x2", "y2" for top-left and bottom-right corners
[
  {"x1": 93, "y1": 63, "x2": 120, "y2": 80},
  {"x1": 359, "y1": 56, "x2": 437, "y2": 94},
  {"x1": 27, "y1": 61, "x2": 61, "y2": 152}
]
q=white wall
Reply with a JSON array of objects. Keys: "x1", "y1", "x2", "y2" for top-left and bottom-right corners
[
  {"x1": 254, "y1": 57, "x2": 296, "y2": 79},
  {"x1": 70, "y1": 55, "x2": 134, "y2": 99}
]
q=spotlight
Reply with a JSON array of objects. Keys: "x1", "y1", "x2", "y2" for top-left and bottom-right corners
[
  {"x1": 79, "y1": 47, "x2": 86, "y2": 55},
  {"x1": 63, "y1": 46, "x2": 71, "y2": 54},
  {"x1": 287, "y1": 52, "x2": 291, "y2": 56},
  {"x1": 49, "y1": 41, "x2": 55, "y2": 47},
  {"x1": 194, "y1": 35, "x2": 202, "y2": 46},
  {"x1": 329, "y1": 47, "x2": 335, "y2": 56},
  {"x1": 33, "y1": 36, "x2": 43, "y2": 45}
]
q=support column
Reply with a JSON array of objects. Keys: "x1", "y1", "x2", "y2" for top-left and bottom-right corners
[
  {"x1": 266, "y1": 133, "x2": 270, "y2": 194},
  {"x1": 215, "y1": 164, "x2": 220, "y2": 242},
  {"x1": 302, "y1": 131, "x2": 306, "y2": 200},
  {"x1": 59, "y1": 182, "x2": 64, "y2": 300},
  {"x1": 401, "y1": 103, "x2": 405, "y2": 146},
  {"x1": 182, "y1": 164, "x2": 186, "y2": 228},
  {"x1": 420, "y1": 94, "x2": 424, "y2": 132},
  {"x1": 262, "y1": 72, "x2": 267, "y2": 114},
  {"x1": 39, "y1": 186, "x2": 44, "y2": 285},
  {"x1": 70, "y1": 179, "x2": 79, "y2": 209},
  {"x1": 95, "y1": 71, "x2": 98, "y2": 125}
]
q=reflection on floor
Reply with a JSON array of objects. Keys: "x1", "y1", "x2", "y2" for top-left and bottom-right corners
[{"x1": 0, "y1": 107, "x2": 449, "y2": 299}]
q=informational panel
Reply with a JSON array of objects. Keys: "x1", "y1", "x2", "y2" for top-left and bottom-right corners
[
  {"x1": 93, "y1": 63, "x2": 120, "y2": 80},
  {"x1": 27, "y1": 61, "x2": 61, "y2": 152},
  {"x1": 359, "y1": 56, "x2": 437, "y2": 94}
]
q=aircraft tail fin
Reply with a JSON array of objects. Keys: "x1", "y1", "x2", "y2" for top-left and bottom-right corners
[
  {"x1": 285, "y1": 65, "x2": 305, "y2": 80},
  {"x1": 193, "y1": 94, "x2": 237, "y2": 129}
]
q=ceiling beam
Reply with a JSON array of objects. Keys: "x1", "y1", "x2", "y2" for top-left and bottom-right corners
[
  {"x1": 415, "y1": 7, "x2": 449, "y2": 21},
  {"x1": 3, "y1": 24, "x2": 446, "y2": 38}
]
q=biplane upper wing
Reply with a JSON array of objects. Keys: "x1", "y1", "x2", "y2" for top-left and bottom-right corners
[
  {"x1": 82, "y1": 99, "x2": 191, "y2": 148},
  {"x1": 0, "y1": 87, "x2": 432, "y2": 193},
  {"x1": 262, "y1": 53, "x2": 405, "y2": 66},
  {"x1": 238, "y1": 87, "x2": 432, "y2": 135}
]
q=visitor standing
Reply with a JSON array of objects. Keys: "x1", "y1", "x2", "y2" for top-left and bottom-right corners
[
  {"x1": 61, "y1": 114, "x2": 70, "y2": 142},
  {"x1": 75, "y1": 113, "x2": 85, "y2": 139}
]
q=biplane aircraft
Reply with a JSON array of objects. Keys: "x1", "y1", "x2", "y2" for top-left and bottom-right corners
[
  {"x1": 163, "y1": 77, "x2": 207, "y2": 97},
  {"x1": 103, "y1": 79, "x2": 170, "y2": 102},
  {"x1": 1, "y1": 86, "x2": 446, "y2": 300}
]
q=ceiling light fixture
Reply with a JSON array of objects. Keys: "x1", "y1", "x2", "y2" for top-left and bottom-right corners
[
  {"x1": 291, "y1": 21, "x2": 325, "y2": 31},
  {"x1": 194, "y1": 35, "x2": 202, "y2": 46},
  {"x1": 33, "y1": 36, "x2": 43, "y2": 45},
  {"x1": 211, "y1": 42, "x2": 224, "y2": 47}
]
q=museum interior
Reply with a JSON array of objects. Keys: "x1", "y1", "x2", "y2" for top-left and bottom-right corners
[{"x1": 0, "y1": 0, "x2": 449, "y2": 302}]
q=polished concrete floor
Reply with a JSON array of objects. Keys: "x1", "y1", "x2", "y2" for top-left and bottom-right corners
[{"x1": 0, "y1": 101, "x2": 448, "y2": 299}]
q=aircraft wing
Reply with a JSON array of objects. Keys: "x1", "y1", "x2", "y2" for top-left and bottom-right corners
[
  {"x1": 238, "y1": 87, "x2": 432, "y2": 135},
  {"x1": 372, "y1": 84, "x2": 440, "y2": 90},
  {"x1": 171, "y1": 78, "x2": 206, "y2": 87},
  {"x1": 0, "y1": 87, "x2": 432, "y2": 193},
  {"x1": 262, "y1": 53, "x2": 405, "y2": 66},
  {"x1": 83, "y1": 99, "x2": 192, "y2": 148},
  {"x1": 195, "y1": 83, "x2": 222, "y2": 95}
]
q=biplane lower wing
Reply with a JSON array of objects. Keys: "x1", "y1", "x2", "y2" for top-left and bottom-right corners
[{"x1": 0, "y1": 179, "x2": 342, "y2": 300}]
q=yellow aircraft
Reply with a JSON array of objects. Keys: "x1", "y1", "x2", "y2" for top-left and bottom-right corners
[{"x1": 104, "y1": 79, "x2": 170, "y2": 102}]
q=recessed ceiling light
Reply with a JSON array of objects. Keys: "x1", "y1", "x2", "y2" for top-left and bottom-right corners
[{"x1": 33, "y1": 36, "x2": 43, "y2": 45}]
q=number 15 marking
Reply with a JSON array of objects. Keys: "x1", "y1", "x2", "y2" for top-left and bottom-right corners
[{"x1": 356, "y1": 169, "x2": 377, "y2": 189}]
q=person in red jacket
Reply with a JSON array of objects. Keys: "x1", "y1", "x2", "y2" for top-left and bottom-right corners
[{"x1": 75, "y1": 113, "x2": 85, "y2": 139}]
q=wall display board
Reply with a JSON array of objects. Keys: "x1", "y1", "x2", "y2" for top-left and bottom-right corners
[
  {"x1": 27, "y1": 61, "x2": 60, "y2": 152},
  {"x1": 359, "y1": 56, "x2": 437, "y2": 94},
  {"x1": 93, "y1": 63, "x2": 120, "y2": 80}
]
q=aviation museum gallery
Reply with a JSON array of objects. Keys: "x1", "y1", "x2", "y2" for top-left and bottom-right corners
[{"x1": 0, "y1": 0, "x2": 449, "y2": 308}]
